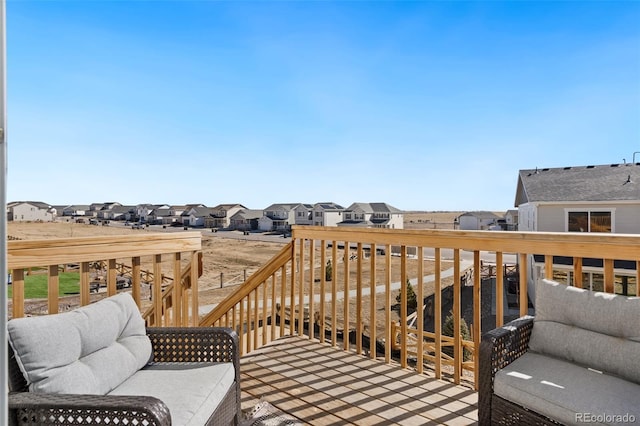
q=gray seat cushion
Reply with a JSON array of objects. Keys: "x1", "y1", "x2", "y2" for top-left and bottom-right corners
[
  {"x1": 7, "y1": 293, "x2": 152, "y2": 394},
  {"x1": 495, "y1": 352, "x2": 640, "y2": 426},
  {"x1": 109, "y1": 362, "x2": 236, "y2": 426},
  {"x1": 529, "y1": 279, "x2": 640, "y2": 384}
]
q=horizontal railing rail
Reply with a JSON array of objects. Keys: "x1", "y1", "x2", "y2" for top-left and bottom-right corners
[
  {"x1": 8, "y1": 232, "x2": 202, "y2": 327},
  {"x1": 202, "y1": 226, "x2": 640, "y2": 390}
]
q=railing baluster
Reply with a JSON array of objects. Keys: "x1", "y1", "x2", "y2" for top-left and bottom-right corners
[
  {"x1": 545, "y1": 254, "x2": 553, "y2": 279},
  {"x1": 343, "y1": 241, "x2": 350, "y2": 352},
  {"x1": 319, "y1": 240, "x2": 326, "y2": 344},
  {"x1": 519, "y1": 253, "x2": 528, "y2": 317},
  {"x1": 48, "y1": 265, "x2": 59, "y2": 314},
  {"x1": 108, "y1": 259, "x2": 117, "y2": 296},
  {"x1": 280, "y1": 265, "x2": 286, "y2": 338},
  {"x1": 453, "y1": 249, "x2": 461, "y2": 384},
  {"x1": 253, "y1": 286, "x2": 259, "y2": 350},
  {"x1": 496, "y1": 252, "x2": 504, "y2": 327},
  {"x1": 269, "y1": 274, "x2": 276, "y2": 342},
  {"x1": 12, "y1": 268, "x2": 25, "y2": 318},
  {"x1": 384, "y1": 244, "x2": 391, "y2": 364},
  {"x1": 132, "y1": 257, "x2": 141, "y2": 309},
  {"x1": 309, "y1": 239, "x2": 315, "y2": 340},
  {"x1": 331, "y1": 241, "x2": 337, "y2": 347},
  {"x1": 574, "y1": 257, "x2": 583, "y2": 288},
  {"x1": 290, "y1": 239, "x2": 296, "y2": 337},
  {"x1": 356, "y1": 242, "x2": 363, "y2": 355},
  {"x1": 152, "y1": 255, "x2": 162, "y2": 327},
  {"x1": 263, "y1": 277, "x2": 269, "y2": 344},
  {"x1": 604, "y1": 259, "x2": 614, "y2": 293},
  {"x1": 473, "y1": 250, "x2": 481, "y2": 391},
  {"x1": 298, "y1": 239, "x2": 305, "y2": 337},
  {"x1": 80, "y1": 262, "x2": 90, "y2": 306},
  {"x1": 247, "y1": 294, "x2": 253, "y2": 353},
  {"x1": 434, "y1": 248, "x2": 441, "y2": 379},
  {"x1": 190, "y1": 252, "x2": 199, "y2": 326},
  {"x1": 400, "y1": 245, "x2": 407, "y2": 368},
  {"x1": 369, "y1": 243, "x2": 377, "y2": 359},
  {"x1": 239, "y1": 298, "x2": 245, "y2": 356},
  {"x1": 172, "y1": 253, "x2": 180, "y2": 326},
  {"x1": 416, "y1": 246, "x2": 424, "y2": 373}
]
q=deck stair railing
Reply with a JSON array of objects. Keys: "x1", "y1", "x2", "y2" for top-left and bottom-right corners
[
  {"x1": 201, "y1": 226, "x2": 640, "y2": 390},
  {"x1": 7, "y1": 232, "x2": 202, "y2": 327}
]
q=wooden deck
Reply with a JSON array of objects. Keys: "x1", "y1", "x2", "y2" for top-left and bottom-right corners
[{"x1": 240, "y1": 335, "x2": 478, "y2": 425}]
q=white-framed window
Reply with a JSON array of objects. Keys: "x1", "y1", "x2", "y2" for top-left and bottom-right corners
[{"x1": 565, "y1": 209, "x2": 614, "y2": 233}]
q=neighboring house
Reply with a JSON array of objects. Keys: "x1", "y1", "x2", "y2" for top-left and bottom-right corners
[
  {"x1": 292, "y1": 204, "x2": 314, "y2": 226},
  {"x1": 89, "y1": 202, "x2": 121, "y2": 219},
  {"x1": 338, "y1": 202, "x2": 404, "y2": 229},
  {"x1": 311, "y1": 202, "x2": 345, "y2": 227},
  {"x1": 259, "y1": 203, "x2": 301, "y2": 231},
  {"x1": 181, "y1": 206, "x2": 213, "y2": 227},
  {"x1": 169, "y1": 204, "x2": 204, "y2": 218},
  {"x1": 457, "y1": 211, "x2": 502, "y2": 230},
  {"x1": 229, "y1": 209, "x2": 263, "y2": 231},
  {"x1": 97, "y1": 204, "x2": 132, "y2": 220},
  {"x1": 51, "y1": 205, "x2": 69, "y2": 217},
  {"x1": 7, "y1": 201, "x2": 55, "y2": 222},
  {"x1": 62, "y1": 205, "x2": 90, "y2": 217},
  {"x1": 515, "y1": 162, "x2": 640, "y2": 297},
  {"x1": 148, "y1": 207, "x2": 176, "y2": 225},
  {"x1": 136, "y1": 204, "x2": 169, "y2": 223},
  {"x1": 205, "y1": 204, "x2": 247, "y2": 229},
  {"x1": 504, "y1": 210, "x2": 518, "y2": 231},
  {"x1": 106, "y1": 205, "x2": 136, "y2": 221}
]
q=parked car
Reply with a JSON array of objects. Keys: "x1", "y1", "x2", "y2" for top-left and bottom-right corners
[{"x1": 131, "y1": 223, "x2": 144, "y2": 229}]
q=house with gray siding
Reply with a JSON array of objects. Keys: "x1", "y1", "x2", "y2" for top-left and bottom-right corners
[
  {"x1": 312, "y1": 202, "x2": 345, "y2": 227},
  {"x1": 181, "y1": 206, "x2": 213, "y2": 227},
  {"x1": 7, "y1": 201, "x2": 55, "y2": 222},
  {"x1": 206, "y1": 204, "x2": 247, "y2": 229},
  {"x1": 515, "y1": 162, "x2": 640, "y2": 296},
  {"x1": 457, "y1": 211, "x2": 502, "y2": 230},
  {"x1": 338, "y1": 202, "x2": 404, "y2": 229},
  {"x1": 230, "y1": 209, "x2": 263, "y2": 231},
  {"x1": 259, "y1": 203, "x2": 302, "y2": 231}
]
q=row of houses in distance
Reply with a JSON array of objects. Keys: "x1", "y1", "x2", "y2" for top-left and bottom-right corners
[
  {"x1": 8, "y1": 161, "x2": 640, "y2": 236},
  {"x1": 6, "y1": 201, "x2": 405, "y2": 231}
]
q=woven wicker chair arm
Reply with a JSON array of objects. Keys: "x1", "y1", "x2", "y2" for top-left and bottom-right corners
[
  {"x1": 147, "y1": 327, "x2": 239, "y2": 364},
  {"x1": 9, "y1": 392, "x2": 171, "y2": 426},
  {"x1": 482, "y1": 315, "x2": 534, "y2": 372},
  {"x1": 478, "y1": 315, "x2": 534, "y2": 425}
]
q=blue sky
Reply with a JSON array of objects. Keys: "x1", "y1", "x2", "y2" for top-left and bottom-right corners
[{"x1": 7, "y1": 1, "x2": 640, "y2": 211}]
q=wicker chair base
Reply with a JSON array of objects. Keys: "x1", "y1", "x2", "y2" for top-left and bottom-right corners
[
  {"x1": 206, "y1": 383, "x2": 238, "y2": 426},
  {"x1": 491, "y1": 395, "x2": 563, "y2": 425}
]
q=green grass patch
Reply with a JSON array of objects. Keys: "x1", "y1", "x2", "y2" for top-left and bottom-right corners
[{"x1": 8, "y1": 272, "x2": 81, "y2": 299}]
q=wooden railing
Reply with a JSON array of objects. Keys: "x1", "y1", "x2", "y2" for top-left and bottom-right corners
[
  {"x1": 201, "y1": 226, "x2": 640, "y2": 390},
  {"x1": 7, "y1": 232, "x2": 202, "y2": 327}
]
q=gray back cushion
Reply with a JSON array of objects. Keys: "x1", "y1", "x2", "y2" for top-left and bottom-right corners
[
  {"x1": 529, "y1": 279, "x2": 640, "y2": 384},
  {"x1": 7, "y1": 293, "x2": 152, "y2": 394}
]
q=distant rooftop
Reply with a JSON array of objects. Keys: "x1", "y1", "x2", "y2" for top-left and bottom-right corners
[{"x1": 515, "y1": 163, "x2": 640, "y2": 205}]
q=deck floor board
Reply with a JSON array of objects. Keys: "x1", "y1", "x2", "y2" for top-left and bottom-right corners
[{"x1": 240, "y1": 335, "x2": 478, "y2": 425}]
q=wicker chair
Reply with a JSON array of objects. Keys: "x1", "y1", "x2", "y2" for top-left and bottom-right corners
[
  {"x1": 8, "y1": 327, "x2": 241, "y2": 426},
  {"x1": 479, "y1": 316, "x2": 560, "y2": 425}
]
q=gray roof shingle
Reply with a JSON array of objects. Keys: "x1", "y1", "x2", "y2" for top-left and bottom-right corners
[{"x1": 516, "y1": 163, "x2": 640, "y2": 205}]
